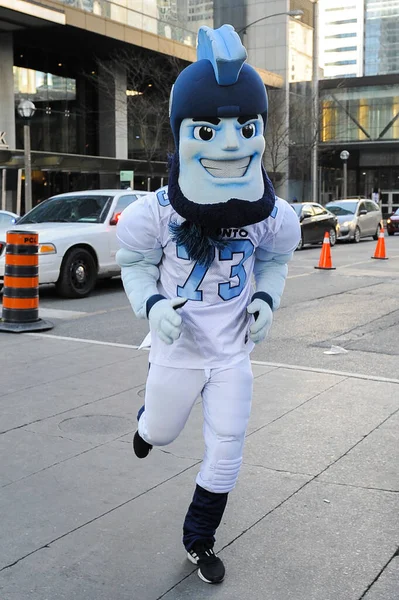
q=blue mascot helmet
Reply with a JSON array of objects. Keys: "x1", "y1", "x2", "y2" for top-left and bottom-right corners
[{"x1": 169, "y1": 25, "x2": 269, "y2": 146}]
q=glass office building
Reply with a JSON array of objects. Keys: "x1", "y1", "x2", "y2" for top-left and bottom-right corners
[
  {"x1": 319, "y1": 77, "x2": 399, "y2": 214},
  {"x1": 0, "y1": 0, "x2": 214, "y2": 210},
  {"x1": 364, "y1": 0, "x2": 399, "y2": 75}
]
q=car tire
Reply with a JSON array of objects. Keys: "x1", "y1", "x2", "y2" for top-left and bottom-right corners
[
  {"x1": 372, "y1": 224, "x2": 381, "y2": 241},
  {"x1": 56, "y1": 247, "x2": 97, "y2": 298},
  {"x1": 352, "y1": 226, "x2": 361, "y2": 243},
  {"x1": 296, "y1": 233, "x2": 304, "y2": 251},
  {"x1": 388, "y1": 231, "x2": 394, "y2": 236},
  {"x1": 329, "y1": 228, "x2": 336, "y2": 246}
]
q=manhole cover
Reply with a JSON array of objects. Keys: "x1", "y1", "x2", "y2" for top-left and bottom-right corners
[{"x1": 58, "y1": 415, "x2": 132, "y2": 435}]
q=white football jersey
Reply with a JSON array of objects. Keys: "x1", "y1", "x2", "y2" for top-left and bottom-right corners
[{"x1": 117, "y1": 187, "x2": 300, "y2": 369}]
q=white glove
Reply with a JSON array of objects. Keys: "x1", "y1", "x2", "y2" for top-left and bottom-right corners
[
  {"x1": 247, "y1": 299, "x2": 273, "y2": 344},
  {"x1": 148, "y1": 297, "x2": 186, "y2": 345}
]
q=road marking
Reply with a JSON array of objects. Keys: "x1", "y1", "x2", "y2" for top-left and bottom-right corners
[
  {"x1": 38, "y1": 308, "x2": 89, "y2": 319},
  {"x1": 251, "y1": 360, "x2": 399, "y2": 384},
  {"x1": 287, "y1": 253, "x2": 399, "y2": 280},
  {"x1": 26, "y1": 332, "x2": 141, "y2": 350},
  {"x1": 27, "y1": 333, "x2": 399, "y2": 384}
]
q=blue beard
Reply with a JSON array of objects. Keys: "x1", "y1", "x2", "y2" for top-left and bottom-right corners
[{"x1": 167, "y1": 151, "x2": 276, "y2": 267}]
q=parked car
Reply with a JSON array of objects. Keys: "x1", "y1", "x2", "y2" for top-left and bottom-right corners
[
  {"x1": 387, "y1": 208, "x2": 399, "y2": 236},
  {"x1": 325, "y1": 199, "x2": 382, "y2": 243},
  {"x1": 0, "y1": 189, "x2": 147, "y2": 298},
  {"x1": 291, "y1": 202, "x2": 338, "y2": 250},
  {"x1": 0, "y1": 210, "x2": 19, "y2": 233}
]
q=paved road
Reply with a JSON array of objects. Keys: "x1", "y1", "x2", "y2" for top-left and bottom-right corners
[
  {"x1": 34, "y1": 235, "x2": 399, "y2": 378},
  {"x1": 0, "y1": 235, "x2": 398, "y2": 599}
]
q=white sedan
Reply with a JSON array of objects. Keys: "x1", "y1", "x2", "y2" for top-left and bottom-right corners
[{"x1": 0, "y1": 190, "x2": 147, "y2": 298}]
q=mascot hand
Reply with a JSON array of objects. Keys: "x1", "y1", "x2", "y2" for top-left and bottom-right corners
[
  {"x1": 148, "y1": 297, "x2": 186, "y2": 345},
  {"x1": 247, "y1": 299, "x2": 273, "y2": 344}
]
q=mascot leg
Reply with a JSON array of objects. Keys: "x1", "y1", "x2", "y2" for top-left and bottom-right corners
[
  {"x1": 134, "y1": 364, "x2": 205, "y2": 454},
  {"x1": 183, "y1": 356, "x2": 253, "y2": 584}
]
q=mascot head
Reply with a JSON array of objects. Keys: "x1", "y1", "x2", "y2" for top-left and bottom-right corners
[{"x1": 167, "y1": 24, "x2": 276, "y2": 265}]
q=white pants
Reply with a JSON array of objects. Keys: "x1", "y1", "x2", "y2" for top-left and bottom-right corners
[{"x1": 138, "y1": 357, "x2": 253, "y2": 494}]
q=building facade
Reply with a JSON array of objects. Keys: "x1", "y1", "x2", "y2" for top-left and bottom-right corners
[
  {"x1": 319, "y1": 75, "x2": 399, "y2": 215},
  {"x1": 319, "y1": 0, "x2": 364, "y2": 79},
  {"x1": 213, "y1": 0, "x2": 315, "y2": 201},
  {"x1": 0, "y1": 0, "x2": 201, "y2": 211},
  {"x1": 320, "y1": 0, "x2": 399, "y2": 78},
  {"x1": 1, "y1": 0, "x2": 283, "y2": 213},
  {"x1": 318, "y1": 0, "x2": 399, "y2": 211},
  {"x1": 364, "y1": 0, "x2": 399, "y2": 76}
]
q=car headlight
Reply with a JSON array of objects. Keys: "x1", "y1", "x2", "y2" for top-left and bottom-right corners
[
  {"x1": 387, "y1": 218, "x2": 391, "y2": 224},
  {"x1": 39, "y1": 243, "x2": 57, "y2": 254},
  {"x1": 342, "y1": 221, "x2": 354, "y2": 228}
]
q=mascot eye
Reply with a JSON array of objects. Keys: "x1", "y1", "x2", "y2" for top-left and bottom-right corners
[
  {"x1": 193, "y1": 126, "x2": 215, "y2": 141},
  {"x1": 241, "y1": 123, "x2": 256, "y2": 139}
]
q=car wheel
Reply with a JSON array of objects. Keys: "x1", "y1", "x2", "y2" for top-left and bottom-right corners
[
  {"x1": 329, "y1": 228, "x2": 336, "y2": 247},
  {"x1": 56, "y1": 247, "x2": 97, "y2": 298},
  {"x1": 388, "y1": 231, "x2": 394, "y2": 236},
  {"x1": 296, "y1": 233, "x2": 304, "y2": 251},
  {"x1": 352, "y1": 226, "x2": 361, "y2": 243},
  {"x1": 372, "y1": 224, "x2": 381, "y2": 241}
]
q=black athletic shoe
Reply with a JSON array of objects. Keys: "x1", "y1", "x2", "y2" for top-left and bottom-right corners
[
  {"x1": 187, "y1": 541, "x2": 225, "y2": 584},
  {"x1": 132, "y1": 431, "x2": 152, "y2": 459}
]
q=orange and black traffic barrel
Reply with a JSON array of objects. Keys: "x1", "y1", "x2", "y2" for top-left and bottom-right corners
[{"x1": 0, "y1": 230, "x2": 53, "y2": 333}]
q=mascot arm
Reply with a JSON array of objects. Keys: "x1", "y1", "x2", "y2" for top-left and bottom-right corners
[
  {"x1": 116, "y1": 247, "x2": 163, "y2": 319},
  {"x1": 252, "y1": 249, "x2": 292, "y2": 311},
  {"x1": 251, "y1": 199, "x2": 300, "y2": 310},
  {"x1": 246, "y1": 250, "x2": 292, "y2": 344}
]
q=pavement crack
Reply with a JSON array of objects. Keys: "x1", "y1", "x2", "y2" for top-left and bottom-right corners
[
  {"x1": 246, "y1": 374, "x2": 347, "y2": 438},
  {"x1": 0, "y1": 383, "x2": 142, "y2": 436},
  {"x1": 0, "y1": 351, "x2": 145, "y2": 402},
  {"x1": 158, "y1": 448, "x2": 202, "y2": 461},
  {"x1": 0, "y1": 460, "x2": 201, "y2": 574},
  {"x1": 0, "y1": 428, "x2": 134, "y2": 490},
  {"x1": 357, "y1": 545, "x2": 399, "y2": 599},
  {"x1": 314, "y1": 479, "x2": 398, "y2": 494},
  {"x1": 318, "y1": 405, "x2": 399, "y2": 482},
  {"x1": 23, "y1": 428, "x2": 79, "y2": 443},
  {"x1": 242, "y1": 461, "x2": 314, "y2": 478}
]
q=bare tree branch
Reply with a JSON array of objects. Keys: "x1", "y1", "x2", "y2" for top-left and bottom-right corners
[{"x1": 90, "y1": 49, "x2": 184, "y2": 176}]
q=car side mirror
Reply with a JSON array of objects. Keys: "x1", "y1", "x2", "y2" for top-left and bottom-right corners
[
  {"x1": 301, "y1": 211, "x2": 312, "y2": 221},
  {"x1": 359, "y1": 209, "x2": 367, "y2": 216}
]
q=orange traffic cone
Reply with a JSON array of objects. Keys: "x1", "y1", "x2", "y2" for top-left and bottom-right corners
[
  {"x1": 315, "y1": 231, "x2": 336, "y2": 270},
  {"x1": 372, "y1": 225, "x2": 388, "y2": 260}
]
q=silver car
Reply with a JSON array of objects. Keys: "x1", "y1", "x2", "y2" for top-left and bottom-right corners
[{"x1": 325, "y1": 199, "x2": 382, "y2": 243}]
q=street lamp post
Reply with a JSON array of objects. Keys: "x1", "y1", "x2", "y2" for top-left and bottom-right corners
[
  {"x1": 236, "y1": 9, "x2": 304, "y2": 36},
  {"x1": 311, "y1": 0, "x2": 319, "y2": 204},
  {"x1": 340, "y1": 150, "x2": 350, "y2": 199},
  {"x1": 17, "y1": 100, "x2": 36, "y2": 214}
]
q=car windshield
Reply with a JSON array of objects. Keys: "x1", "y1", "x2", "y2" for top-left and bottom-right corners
[
  {"x1": 291, "y1": 204, "x2": 302, "y2": 216},
  {"x1": 18, "y1": 195, "x2": 113, "y2": 224},
  {"x1": 394, "y1": 208, "x2": 399, "y2": 216},
  {"x1": 326, "y1": 202, "x2": 358, "y2": 216}
]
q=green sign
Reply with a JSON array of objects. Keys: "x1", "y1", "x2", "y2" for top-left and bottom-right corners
[{"x1": 120, "y1": 170, "x2": 134, "y2": 189}]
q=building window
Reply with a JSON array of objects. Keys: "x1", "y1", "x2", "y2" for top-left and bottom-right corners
[
  {"x1": 325, "y1": 46, "x2": 357, "y2": 53},
  {"x1": 327, "y1": 19, "x2": 357, "y2": 25},
  {"x1": 325, "y1": 60, "x2": 357, "y2": 66},
  {"x1": 326, "y1": 33, "x2": 357, "y2": 39}
]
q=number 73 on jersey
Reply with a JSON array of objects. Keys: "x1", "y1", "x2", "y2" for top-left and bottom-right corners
[{"x1": 176, "y1": 239, "x2": 254, "y2": 302}]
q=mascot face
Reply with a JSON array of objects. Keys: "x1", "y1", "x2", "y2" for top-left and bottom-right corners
[
  {"x1": 178, "y1": 115, "x2": 265, "y2": 205},
  {"x1": 167, "y1": 24, "x2": 276, "y2": 265}
]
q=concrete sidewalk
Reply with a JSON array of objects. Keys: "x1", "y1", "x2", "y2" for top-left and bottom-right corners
[{"x1": 0, "y1": 333, "x2": 398, "y2": 600}]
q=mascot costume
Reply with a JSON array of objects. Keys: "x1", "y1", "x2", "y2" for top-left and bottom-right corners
[{"x1": 116, "y1": 25, "x2": 300, "y2": 584}]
